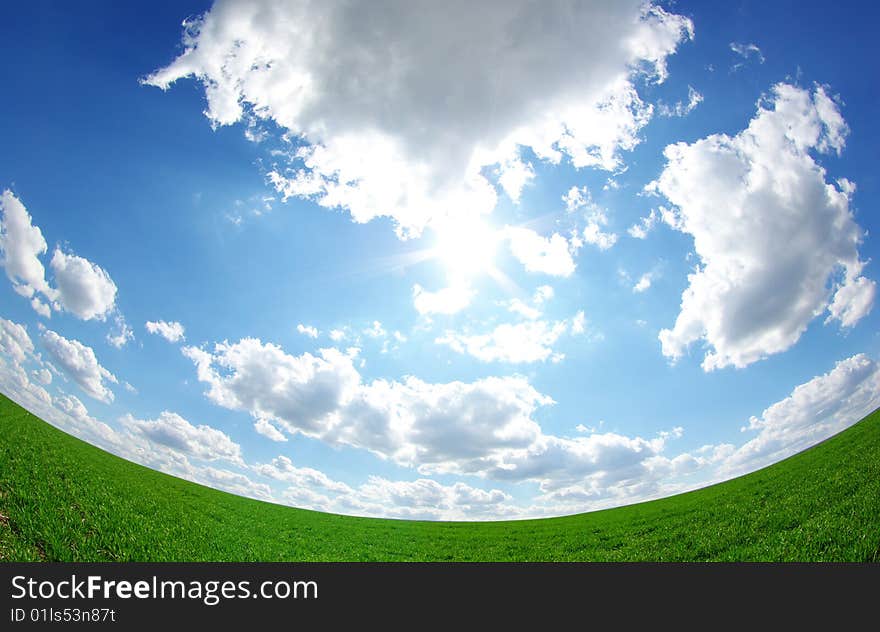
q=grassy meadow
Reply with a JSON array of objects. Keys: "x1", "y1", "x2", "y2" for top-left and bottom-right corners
[{"x1": 1, "y1": 394, "x2": 877, "y2": 561}]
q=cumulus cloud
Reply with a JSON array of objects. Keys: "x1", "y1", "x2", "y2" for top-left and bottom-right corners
[
  {"x1": 249, "y1": 454, "x2": 518, "y2": 519},
  {"x1": 0, "y1": 190, "x2": 53, "y2": 301},
  {"x1": 436, "y1": 311, "x2": 587, "y2": 364},
  {"x1": 50, "y1": 250, "x2": 118, "y2": 321},
  {"x1": 650, "y1": 83, "x2": 874, "y2": 370},
  {"x1": 0, "y1": 191, "x2": 119, "y2": 321},
  {"x1": 145, "y1": 320, "x2": 186, "y2": 343},
  {"x1": 339, "y1": 476, "x2": 513, "y2": 520},
  {"x1": 722, "y1": 353, "x2": 880, "y2": 476},
  {"x1": 32, "y1": 368, "x2": 52, "y2": 385},
  {"x1": 41, "y1": 329, "x2": 117, "y2": 403},
  {"x1": 145, "y1": 0, "x2": 692, "y2": 238},
  {"x1": 412, "y1": 282, "x2": 474, "y2": 315},
  {"x1": 254, "y1": 417, "x2": 287, "y2": 442},
  {"x1": 296, "y1": 323, "x2": 319, "y2": 339},
  {"x1": 253, "y1": 455, "x2": 353, "y2": 494},
  {"x1": 122, "y1": 411, "x2": 244, "y2": 466},
  {"x1": 180, "y1": 335, "x2": 685, "y2": 494},
  {"x1": 270, "y1": 468, "x2": 517, "y2": 520},
  {"x1": 0, "y1": 317, "x2": 35, "y2": 364},
  {"x1": 503, "y1": 227, "x2": 577, "y2": 277}
]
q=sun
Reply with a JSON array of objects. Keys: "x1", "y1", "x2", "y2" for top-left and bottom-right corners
[{"x1": 432, "y1": 215, "x2": 500, "y2": 279}]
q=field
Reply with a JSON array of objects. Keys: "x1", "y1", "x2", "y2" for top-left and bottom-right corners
[{"x1": 0, "y1": 394, "x2": 878, "y2": 561}]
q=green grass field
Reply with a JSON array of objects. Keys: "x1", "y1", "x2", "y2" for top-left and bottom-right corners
[{"x1": 1, "y1": 394, "x2": 878, "y2": 561}]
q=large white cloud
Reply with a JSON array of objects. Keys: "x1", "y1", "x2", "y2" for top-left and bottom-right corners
[
  {"x1": 41, "y1": 329, "x2": 117, "y2": 403},
  {"x1": 145, "y1": 0, "x2": 692, "y2": 237},
  {"x1": 122, "y1": 411, "x2": 244, "y2": 466},
  {"x1": 722, "y1": 353, "x2": 880, "y2": 476},
  {"x1": 0, "y1": 190, "x2": 53, "y2": 300},
  {"x1": 50, "y1": 250, "x2": 118, "y2": 321},
  {"x1": 0, "y1": 191, "x2": 120, "y2": 321},
  {"x1": 181, "y1": 336, "x2": 687, "y2": 491},
  {"x1": 650, "y1": 83, "x2": 875, "y2": 370}
]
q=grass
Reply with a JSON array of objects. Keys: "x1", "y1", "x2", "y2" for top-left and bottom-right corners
[{"x1": 0, "y1": 393, "x2": 878, "y2": 561}]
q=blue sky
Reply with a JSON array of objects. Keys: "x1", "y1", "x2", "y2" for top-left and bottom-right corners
[{"x1": 1, "y1": 0, "x2": 879, "y2": 519}]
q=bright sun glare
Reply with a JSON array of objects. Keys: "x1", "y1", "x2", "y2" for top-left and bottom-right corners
[{"x1": 433, "y1": 217, "x2": 500, "y2": 279}]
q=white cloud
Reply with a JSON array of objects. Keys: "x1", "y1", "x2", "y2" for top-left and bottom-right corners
[
  {"x1": 657, "y1": 85, "x2": 703, "y2": 117},
  {"x1": 328, "y1": 328, "x2": 346, "y2": 342},
  {"x1": 504, "y1": 227, "x2": 577, "y2": 277},
  {"x1": 30, "y1": 298, "x2": 51, "y2": 318},
  {"x1": 145, "y1": 320, "x2": 186, "y2": 343},
  {"x1": 436, "y1": 312, "x2": 586, "y2": 364},
  {"x1": 633, "y1": 271, "x2": 656, "y2": 293},
  {"x1": 0, "y1": 191, "x2": 120, "y2": 321},
  {"x1": 182, "y1": 337, "x2": 549, "y2": 474},
  {"x1": 496, "y1": 155, "x2": 535, "y2": 203},
  {"x1": 145, "y1": 1, "x2": 692, "y2": 238},
  {"x1": 41, "y1": 329, "x2": 117, "y2": 403},
  {"x1": 570, "y1": 310, "x2": 587, "y2": 335},
  {"x1": 122, "y1": 411, "x2": 244, "y2": 466},
  {"x1": 582, "y1": 222, "x2": 618, "y2": 251},
  {"x1": 182, "y1": 340, "x2": 363, "y2": 436},
  {"x1": 254, "y1": 417, "x2": 287, "y2": 442},
  {"x1": 340, "y1": 476, "x2": 512, "y2": 520},
  {"x1": 650, "y1": 83, "x2": 874, "y2": 370},
  {"x1": 412, "y1": 282, "x2": 474, "y2": 315},
  {"x1": 363, "y1": 321, "x2": 386, "y2": 339},
  {"x1": 722, "y1": 353, "x2": 880, "y2": 476},
  {"x1": 296, "y1": 323, "x2": 319, "y2": 339},
  {"x1": 270, "y1": 468, "x2": 517, "y2": 520},
  {"x1": 181, "y1": 335, "x2": 679, "y2": 499},
  {"x1": 50, "y1": 250, "x2": 118, "y2": 321},
  {"x1": 627, "y1": 208, "x2": 659, "y2": 239},
  {"x1": 730, "y1": 42, "x2": 765, "y2": 67},
  {"x1": 0, "y1": 317, "x2": 35, "y2": 364},
  {"x1": 633, "y1": 277, "x2": 650, "y2": 293},
  {"x1": 0, "y1": 190, "x2": 53, "y2": 302},
  {"x1": 253, "y1": 456, "x2": 353, "y2": 494},
  {"x1": 106, "y1": 313, "x2": 134, "y2": 348},
  {"x1": 506, "y1": 299, "x2": 541, "y2": 320},
  {"x1": 52, "y1": 393, "x2": 122, "y2": 447},
  {"x1": 192, "y1": 465, "x2": 273, "y2": 501},
  {"x1": 826, "y1": 275, "x2": 876, "y2": 328},
  {"x1": 564, "y1": 186, "x2": 618, "y2": 251},
  {"x1": 32, "y1": 368, "x2": 52, "y2": 385}
]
